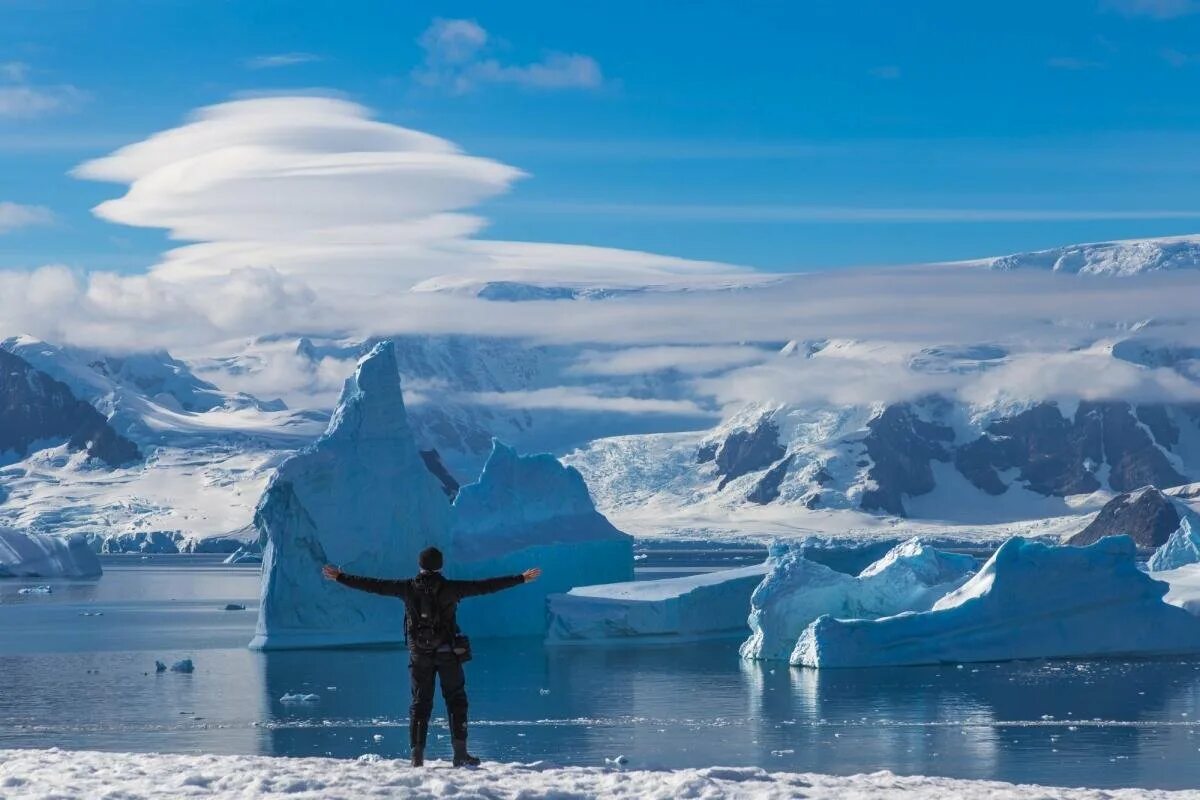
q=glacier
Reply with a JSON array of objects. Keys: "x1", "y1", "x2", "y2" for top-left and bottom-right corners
[
  {"x1": 740, "y1": 538, "x2": 977, "y2": 662},
  {"x1": 546, "y1": 561, "x2": 767, "y2": 643},
  {"x1": 795, "y1": 535, "x2": 1200, "y2": 668},
  {"x1": 1148, "y1": 513, "x2": 1200, "y2": 572},
  {"x1": 0, "y1": 528, "x2": 102, "y2": 578},
  {"x1": 251, "y1": 341, "x2": 634, "y2": 649}
]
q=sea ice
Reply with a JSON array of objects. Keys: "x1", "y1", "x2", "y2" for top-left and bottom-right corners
[
  {"x1": 0, "y1": 528, "x2": 101, "y2": 579},
  {"x1": 546, "y1": 562, "x2": 767, "y2": 643},
  {"x1": 16, "y1": 584, "x2": 52, "y2": 595},
  {"x1": 740, "y1": 538, "x2": 976, "y2": 661},
  {"x1": 795, "y1": 535, "x2": 1200, "y2": 668}
]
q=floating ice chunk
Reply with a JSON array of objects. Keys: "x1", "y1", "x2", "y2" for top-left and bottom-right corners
[
  {"x1": 17, "y1": 584, "x2": 53, "y2": 595},
  {"x1": 223, "y1": 603, "x2": 246, "y2": 611},
  {"x1": 740, "y1": 538, "x2": 976, "y2": 661},
  {"x1": 280, "y1": 693, "x2": 321, "y2": 704},
  {"x1": 250, "y1": 342, "x2": 452, "y2": 650},
  {"x1": 1149, "y1": 515, "x2": 1200, "y2": 573},
  {"x1": 795, "y1": 536, "x2": 1200, "y2": 668},
  {"x1": 170, "y1": 659, "x2": 194, "y2": 673},
  {"x1": 155, "y1": 661, "x2": 166, "y2": 673},
  {"x1": 1, "y1": 528, "x2": 101, "y2": 579},
  {"x1": 547, "y1": 562, "x2": 768, "y2": 643}
]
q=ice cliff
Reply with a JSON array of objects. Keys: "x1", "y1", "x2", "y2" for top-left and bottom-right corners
[
  {"x1": 546, "y1": 562, "x2": 767, "y2": 643},
  {"x1": 795, "y1": 536, "x2": 1200, "y2": 668},
  {"x1": 1149, "y1": 513, "x2": 1200, "y2": 572},
  {"x1": 0, "y1": 528, "x2": 102, "y2": 578},
  {"x1": 740, "y1": 538, "x2": 976, "y2": 662},
  {"x1": 251, "y1": 341, "x2": 633, "y2": 649},
  {"x1": 250, "y1": 342, "x2": 452, "y2": 649}
]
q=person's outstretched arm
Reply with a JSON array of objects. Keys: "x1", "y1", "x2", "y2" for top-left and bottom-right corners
[
  {"x1": 321, "y1": 564, "x2": 410, "y2": 598},
  {"x1": 448, "y1": 567, "x2": 541, "y2": 600}
]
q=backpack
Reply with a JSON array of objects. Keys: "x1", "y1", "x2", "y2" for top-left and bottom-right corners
[{"x1": 409, "y1": 575, "x2": 446, "y2": 652}]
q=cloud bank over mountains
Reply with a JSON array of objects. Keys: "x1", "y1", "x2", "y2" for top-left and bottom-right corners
[{"x1": 1, "y1": 94, "x2": 1199, "y2": 414}]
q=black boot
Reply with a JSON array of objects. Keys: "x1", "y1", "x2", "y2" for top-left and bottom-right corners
[
  {"x1": 410, "y1": 718, "x2": 428, "y2": 767},
  {"x1": 452, "y1": 738, "x2": 481, "y2": 767}
]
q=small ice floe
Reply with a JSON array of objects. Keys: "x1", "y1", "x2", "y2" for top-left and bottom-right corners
[
  {"x1": 605, "y1": 755, "x2": 629, "y2": 765},
  {"x1": 155, "y1": 661, "x2": 167, "y2": 673},
  {"x1": 358, "y1": 753, "x2": 382, "y2": 763},
  {"x1": 633, "y1": 554, "x2": 648, "y2": 561},
  {"x1": 170, "y1": 659, "x2": 195, "y2": 673},
  {"x1": 18, "y1": 585, "x2": 52, "y2": 595},
  {"x1": 770, "y1": 749, "x2": 795, "y2": 756},
  {"x1": 79, "y1": 611, "x2": 103, "y2": 617},
  {"x1": 539, "y1": 689, "x2": 551, "y2": 695},
  {"x1": 372, "y1": 734, "x2": 384, "y2": 743},
  {"x1": 280, "y1": 693, "x2": 321, "y2": 704},
  {"x1": 223, "y1": 603, "x2": 246, "y2": 611}
]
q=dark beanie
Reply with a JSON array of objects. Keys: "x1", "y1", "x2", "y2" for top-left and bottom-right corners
[{"x1": 418, "y1": 546, "x2": 443, "y2": 572}]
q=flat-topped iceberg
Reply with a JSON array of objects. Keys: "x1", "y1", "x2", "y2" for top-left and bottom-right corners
[
  {"x1": 0, "y1": 528, "x2": 102, "y2": 578},
  {"x1": 251, "y1": 341, "x2": 633, "y2": 649},
  {"x1": 740, "y1": 538, "x2": 976, "y2": 661},
  {"x1": 250, "y1": 342, "x2": 452, "y2": 650},
  {"x1": 546, "y1": 561, "x2": 767, "y2": 643},
  {"x1": 1148, "y1": 514, "x2": 1200, "y2": 572},
  {"x1": 453, "y1": 441, "x2": 633, "y2": 637},
  {"x1": 795, "y1": 535, "x2": 1200, "y2": 668}
]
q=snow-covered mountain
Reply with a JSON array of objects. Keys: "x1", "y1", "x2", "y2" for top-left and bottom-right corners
[{"x1": 985, "y1": 235, "x2": 1200, "y2": 276}]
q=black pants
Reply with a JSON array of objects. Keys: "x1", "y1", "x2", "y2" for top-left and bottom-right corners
[{"x1": 409, "y1": 650, "x2": 468, "y2": 747}]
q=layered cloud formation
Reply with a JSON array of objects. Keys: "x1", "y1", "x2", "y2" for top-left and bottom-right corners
[{"x1": 2, "y1": 94, "x2": 1200, "y2": 415}]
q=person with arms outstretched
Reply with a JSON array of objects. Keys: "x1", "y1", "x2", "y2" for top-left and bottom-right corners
[{"x1": 322, "y1": 547, "x2": 540, "y2": 767}]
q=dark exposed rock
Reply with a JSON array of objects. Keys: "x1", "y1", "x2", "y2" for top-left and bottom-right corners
[
  {"x1": 714, "y1": 419, "x2": 786, "y2": 490},
  {"x1": 1136, "y1": 405, "x2": 1179, "y2": 450},
  {"x1": 859, "y1": 404, "x2": 954, "y2": 517},
  {"x1": 419, "y1": 448, "x2": 461, "y2": 500},
  {"x1": 696, "y1": 442, "x2": 718, "y2": 463},
  {"x1": 1089, "y1": 401, "x2": 1187, "y2": 491},
  {"x1": 0, "y1": 349, "x2": 139, "y2": 467},
  {"x1": 746, "y1": 455, "x2": 793, "y2": 505},
  {"x1": 953, "y1": 401, "x2": 1187, "y2": 497},
  {"x1": 813, "y1": 467, "x2": 835, "y2": 486},
  {"x1": 955, "y1": 403, "x2": 1101, "y2": 497},
  {"x1": 1067, "y1": 486, "x2": 1181, "y2": 552}
]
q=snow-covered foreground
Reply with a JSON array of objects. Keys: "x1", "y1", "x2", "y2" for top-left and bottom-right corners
[{"x1": 2, "y1": 749, "x2": 1197, "y2": 800}]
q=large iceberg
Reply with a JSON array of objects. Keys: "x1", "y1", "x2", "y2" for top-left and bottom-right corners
[
  {"x1": 251, "y1": 341, "x2": 633, "y2": 649},
  {"x1": 546, "y1": 562, "x2": 767, "y2": 643},
  {"x1": 0, "y1": 528, "x2": 102, "y2": 578},
  {"x1": 452, "y1": 441, "x2": 633, "y2": 637},
  {"x1": 795, "y1": 535, "x2": 1200, "y2": 668},
  {"x1": 740, "y1": 538, "x2": 976, "y2": 661},
  {"x1": 250, "y1": 342, "x2": 452, "y2": 650},
  {"x1": 1148, "y1": 513, "x2": 1200, "y2": 572}
]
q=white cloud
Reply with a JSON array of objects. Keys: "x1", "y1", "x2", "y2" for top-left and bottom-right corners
[
  {"x1": 0, "y1": 61, "x2": 29, "y2": 82},
  {"x1": 462, "y1": 387, "x2": 706, "y2": 415},
  {"x1": 1100, "y1": 0, "x2": 1200, "y2": 17},
  {"x1": 414, "y1": 18, "x2": 604, "y2": 93},
  {"x1": 0, "y1": 202, "x2": 53, "y2": 233},
  {"x1": 0, "y1": 62, "x2": 84, "y2": 118},
  {"x1": 244, "y1": 53, "x2": 323, "y2": 69},
  {"x1": 572, "y1": 345, "x2": 772, "y2": 376}
]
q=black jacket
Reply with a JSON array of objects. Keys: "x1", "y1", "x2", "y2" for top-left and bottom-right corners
[{"x1": 336, "y1": 570, "x2": 523, "y2": 650}]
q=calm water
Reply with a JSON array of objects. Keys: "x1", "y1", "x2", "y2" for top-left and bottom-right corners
[{"x1": 2, "y1": 548, "x2": 1200, "y2": 790}]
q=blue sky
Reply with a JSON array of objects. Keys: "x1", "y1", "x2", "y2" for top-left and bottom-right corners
[{"x1": 5, "y1": 0, "x2": 1200, "y2": 273}]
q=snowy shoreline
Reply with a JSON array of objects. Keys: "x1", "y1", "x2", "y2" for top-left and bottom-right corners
[{"x1": 1, "y1": 749, "x2": 1198, "y2": 799}]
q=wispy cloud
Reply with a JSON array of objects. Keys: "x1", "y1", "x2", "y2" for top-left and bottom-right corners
[
  {"x1": 1100, "y1": 0, "x2": 1200, "y2": 18},
  {"x1": 413, "y1": 18, "x2": 604, "y2": 94},
  {"x1": 1162, "y1": 48, "x2": 1198, "y2": 67},
  {"x1": 869, "y1": 65, "x2": 901, "y2": 80},
  {"x1": 0, "y1": 62, "x2": 85, "y2": 118},
  {"x1": 244, "y1": 52, "x2": 323, "y2": 69},
  {"x1": 0, "y1": 201, "x2": 53, "y2": 233}
]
